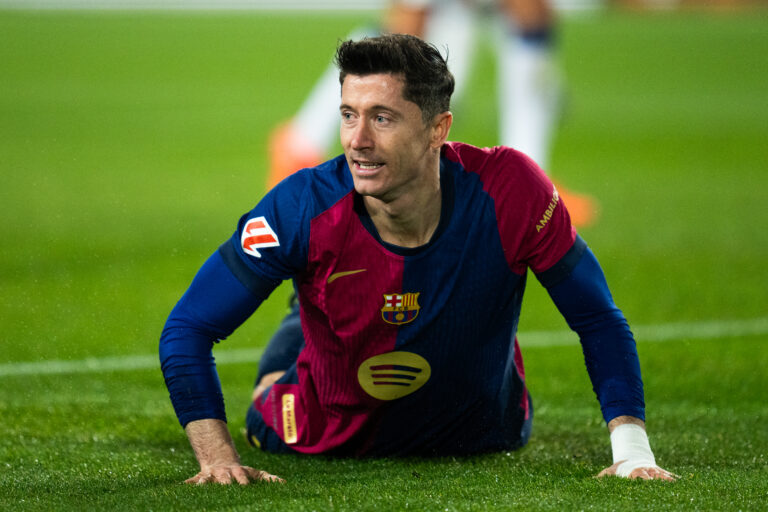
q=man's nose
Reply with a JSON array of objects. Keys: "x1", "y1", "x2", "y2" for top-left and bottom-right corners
[{"x1": 349, "y1": 120, "x2": 374, "y2": 150}]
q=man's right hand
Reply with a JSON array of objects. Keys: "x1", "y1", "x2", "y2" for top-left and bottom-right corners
[
  {"x1": 184, "y1": 418, "x2": 284, "y2": 485},
  {"x1": 185, "y1": 464, "x2": 284, "y2": 485}
]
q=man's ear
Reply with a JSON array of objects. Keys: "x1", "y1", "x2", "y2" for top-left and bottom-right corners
[{"x1": 429, "y1": 111, "x2": 453, "y2": 149}]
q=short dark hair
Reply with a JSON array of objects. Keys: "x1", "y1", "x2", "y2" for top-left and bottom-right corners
[{"x1": 334, "y1": 33, "x2": 455, "y2": 123}]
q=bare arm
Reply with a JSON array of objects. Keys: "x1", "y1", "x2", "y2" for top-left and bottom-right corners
[{"x1": 183, "y1": 418, "x2": 284, "y2": 485}]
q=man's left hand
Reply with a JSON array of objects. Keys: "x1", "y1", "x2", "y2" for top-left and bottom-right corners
[{"x1": 597, "y1": 461, "x2": 677, "y2": 481}]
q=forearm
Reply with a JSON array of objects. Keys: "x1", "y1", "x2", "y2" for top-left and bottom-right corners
[
  {"x1": 185, "y1": 418, "x2": 241, "y2": 470},
  {"x1": 544, "y1": 244, "x2": 645, "y2": 421},
  {"x1": 159, "y1": 329, "x2": 226, "y2": 426},
  {"x1": 160, "y1": 248, "x2": 271, "y2": 426}
]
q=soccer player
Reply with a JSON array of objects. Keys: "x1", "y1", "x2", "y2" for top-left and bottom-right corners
[
  {"x1": 267, "y1": 0, "x2": 598, "y2": 227},
  {"x1": 160, "y1": 34, "x2": 675, "y2": 485}
]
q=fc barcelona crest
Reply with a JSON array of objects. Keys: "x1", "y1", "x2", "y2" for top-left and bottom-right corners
[{"x1": 381, "y1": 293, "x2": 420, "y2": 325}]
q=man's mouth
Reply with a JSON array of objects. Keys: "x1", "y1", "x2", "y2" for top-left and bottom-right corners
[{"x1": 354, "y1": 160, "x2": 384, "y2": 172}]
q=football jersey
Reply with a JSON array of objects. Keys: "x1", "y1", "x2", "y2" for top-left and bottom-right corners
[{"x1": 221, "y1": 141, "x2": 577, "y2": 455}]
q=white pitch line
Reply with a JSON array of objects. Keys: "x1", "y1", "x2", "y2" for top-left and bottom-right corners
[
  {"x1": 521, "y1": 316, "x2": 768, "y2": 348},
  {"x1": 0, "y1": 348, "x2": 264, "y2": 378},
  {"x1": 1, "y1": 317, "x2": 767, "y2": 377}
]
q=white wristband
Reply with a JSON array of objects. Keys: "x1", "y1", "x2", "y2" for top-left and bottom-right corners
[{"x1": 610, "y1": 423, "x2": 657, "y2": 478}]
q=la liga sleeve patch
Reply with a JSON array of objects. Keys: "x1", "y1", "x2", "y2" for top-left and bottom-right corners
[{"x1": 241, "y1": 216, "x2": 280, "y2": 258}]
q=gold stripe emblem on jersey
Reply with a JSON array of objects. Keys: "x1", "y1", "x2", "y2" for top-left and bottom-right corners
[{"x1": 358, "y1": 351, "x2": 431, "y2": 400}]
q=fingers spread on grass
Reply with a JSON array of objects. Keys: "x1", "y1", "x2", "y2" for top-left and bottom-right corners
[
  {"x1": 184, "y1": 467, "x2": 285, "y2": 485},
  {"x1": 246, "y1": 467, "x2": 286, "y2": 484},
  {"x1": 185, "y1": 472, "x2": 214, "y2": 485},
  {"x1": 209, "y1": 468, "x2": 232, "y2": 484},
  {"x1": 227, "y1": 467, "x2": 250, "y2": 485},
  {"x1": 631, "y1": 468, "x2": 652, "y2": 480},
  {"x1": 184, "y1": 469, "x2": 239, "y2": 485},
  {"x1": 645, "y1": 467, "x2": 678, "y2": 481},
  {"x1": 596, "y1": 461, "x2": 621, "y2": 478},
  {"x1": 596, "y1": 462, "x2": 678, "y2": 482},
  {"x1": 629, "y1": 466, "x2": 679, "y2": 481}
]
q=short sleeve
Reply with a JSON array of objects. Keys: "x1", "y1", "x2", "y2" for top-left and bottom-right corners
[
  {"x1": 471, "y1": 145, "x2": 576, "y2": 275},
  {"x1": 518, "y1": 169, "x2": 578, "y2": 274}
]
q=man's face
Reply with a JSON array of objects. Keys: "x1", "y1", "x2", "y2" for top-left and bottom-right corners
[{"x1": 339, "y1": 73, "x2": 436, "y2": 202}]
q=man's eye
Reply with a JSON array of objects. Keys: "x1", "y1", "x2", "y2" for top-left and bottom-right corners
[{"x1": 376, "y1": 115, "x2": 388, "y2": 123}]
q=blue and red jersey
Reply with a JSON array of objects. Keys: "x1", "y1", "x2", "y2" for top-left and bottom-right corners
[{"x1": 160, "y1": 141, "x2": 645, "y2": 456}]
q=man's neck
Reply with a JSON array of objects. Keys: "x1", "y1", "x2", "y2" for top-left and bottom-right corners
[{"x1": 363, "y1": 170, "x2": 442, "y2": 249}]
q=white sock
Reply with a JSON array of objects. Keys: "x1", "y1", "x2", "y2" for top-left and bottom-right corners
[
  {"x1": 496, "y1": 27, "x2": 562, "y2": 171},
  {"x1": 423, "y1": 0, "x2": 477, "y2": 102}
]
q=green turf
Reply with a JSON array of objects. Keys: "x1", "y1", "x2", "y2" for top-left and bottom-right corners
[{"x1": 1, "y1": 7, "x2": 767, "y2": 511}]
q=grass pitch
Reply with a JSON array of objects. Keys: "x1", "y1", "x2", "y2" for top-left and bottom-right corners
[{"x1": 1, "y1": 7, "x2": 767, "y2": 510}]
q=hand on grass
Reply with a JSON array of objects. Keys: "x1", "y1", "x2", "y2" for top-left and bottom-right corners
[
  {"x1": 183, "y1": 419, "x2": 286, "y2": 485},
  {"x1": 185, "y1": 464, "x2": 285, "y2": 485},
  {"x1": 597, "y1": 461, "x2": 677, "y2": 481}
]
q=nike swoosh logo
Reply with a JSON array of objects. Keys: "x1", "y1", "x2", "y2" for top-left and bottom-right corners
[{"x1": 327, "y1": 268, "x2": 367, "y2": 284}]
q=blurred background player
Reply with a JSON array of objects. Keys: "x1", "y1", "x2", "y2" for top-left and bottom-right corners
[{"x1": 267, "y1": 0, "x2": 598, "y2": 227}]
